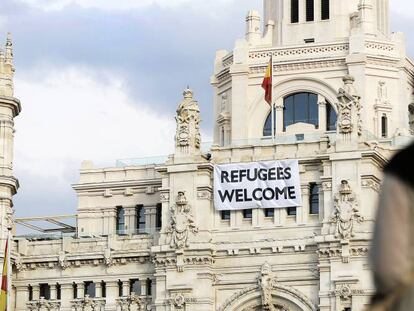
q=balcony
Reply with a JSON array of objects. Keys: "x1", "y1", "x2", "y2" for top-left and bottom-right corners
[
  {"x1": 27, "y1": 298, "x2": 60, "y2": 311},
  {"x1": 116, "y1": 294, "x2": 152, "y2": 311},
  {"x1": 71, "y1": 296, "x2": 106, "y2": 311}
]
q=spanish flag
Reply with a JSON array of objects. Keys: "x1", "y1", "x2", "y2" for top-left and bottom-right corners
[
  {"x1": 0, "y1": 239, "x2": 8, "y2": 311},
  {"x1": 261, "y1": 56, "x2": 273, "y2": 105}
]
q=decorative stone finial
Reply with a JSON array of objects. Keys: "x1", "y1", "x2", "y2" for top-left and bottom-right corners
[{"x1": 183, "y1": 87, "x2": 193, "y2": 100}]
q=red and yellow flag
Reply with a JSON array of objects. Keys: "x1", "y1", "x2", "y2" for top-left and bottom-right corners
[
  {"x1": 0, "y1": 239, "x2": 8, "y2": 311},
  {"x1": 261, "y1": 56, "x2": 273, "y2": 105}
]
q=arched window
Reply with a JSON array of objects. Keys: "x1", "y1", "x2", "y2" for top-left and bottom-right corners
[
  {"x1": 283, "y1": 92, "x2": 318, "y2": 130},
  {"x1": 263, "y1": 109, "x2": 276, "y2": 137},
  {"x1": 326, "y1": 103, "x2": 337, "y2": 131}
]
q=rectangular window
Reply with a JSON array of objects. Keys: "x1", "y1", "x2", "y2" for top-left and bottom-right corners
[
  {"x1": 291, "y1": 0, "x2": 299, "y2": 23},
  {"x1": 146, "y1": 279, "x2": 152, "y2": 296},
  {"x1": 73, "y1": 283, "x2": 77, "y2": 299},
  {"x1": 156, "y1": 203, "x2": 162, "y2": 230},
  {"x1": 321, "y1": 0, "x2": 330, "y2": 20},
  {"x1": 101, "y1": 281, "x2": 106, "y2": 298},
  {"x1": 309, "y1": 183, "x2": 320, "y2": 214},
  {"x1": 56, "y1": 283, "x2": 61, "y2": 300},
  {"x1": 116, "y1": 206, "x2": 125, "y2": 234},
  {"x1": 130, "y1": 279, "x2": 141, "y2": 295},
  {"x1": 28, "y1": 285, "x2": 33, "y2": 301},
  {"x1": 306, "y1": 0, "x2": 314, "y2": 21},
  {"x1": 243, "y1": 209, "x2": 253, "y2": 219},
  {"x1": 39, "y1": 283, "x2": 51, "y2": 300},
  {"x1": 264, "y1": 208, "x2": 274, "y2": 218},
  {"x1": 381, "y1": 115, "x2": 388, "y2": 138},
  {"x1": 287, "y1": 207, "x2": 297, "y2": 216},
  {"x1": 136, "y1": 205, "x2": 146, "y2": 233},
  {"x1": 221, "y1": 210, "x2": 231, "y2": 220},
  {"x1": 118, "y1": 280, "x2": 123, "y2": 297},
  {"x1": 84, "y1": 281, "x2": 96, "y2": 298}
]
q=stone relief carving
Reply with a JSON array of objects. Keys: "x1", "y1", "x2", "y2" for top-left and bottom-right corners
[
  {"x1": 258, "y1": 262, "x2": 278, "y2": 311},
  {"x1": 409, "y1": 103, "x2": 414, "y2": 134},
  {"x1": 104, "y1": 248, "x2": 114, "y2": 267},
  {"x1": 117, "y1": 294, "x2": 146, "y2": 311},
  {"x1": 27, "y1": 298, "x2": 60, "y2": 311},
  {"x1": 331, "y1": 180, "x2": 364, "y2": 240},
  {"x1": 336, "y1": 75, "x2": 362, "y2": 137},
  {"x1": 166, "y1": 192, "x2": 198, "y2": 249},
  {"x1": 58, "y1": 251, "x2": 70, "y2": 270},
  {"x1": 376, "y1": 81, "x2": 389, "y2": 105},
  {"x1": 172, "y1": 293, "x2": 185, "y2": 309},
  {"x1": 71, "y1": 296, "x2": 105, "y2": 311},
  {"x1": 175, "y1": 88, "x2": 201, "y2": 153},
  {"x1": 221, "y1": 92, "x2": 227, "y2": 112}
]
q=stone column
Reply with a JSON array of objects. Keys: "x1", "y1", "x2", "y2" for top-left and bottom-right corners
[
  {"x1": 105, "y1": 281, "x2": 119, "y2": 309},
  {"x1": 60, "y1": 283, "x2": 73, "y2": 311},
  {"x1": 318, "y1": 96, "x2": 327, "y2": 132},
  {"x1": 50, "y1": 284, "x2": 57, "y2": 300},
  {"x1": 15, "y1": 286, "x2": 28, "y2": 311},
  {"x1": 95, "y1": 282, "x2": 102, "y2": 298},
  {"x1": 76, "y1": 282, "x2": 85, "y2": 299},
  {"x1": 298, "y1": 185, "x2": 310, "y2": 225},
  {"x1": 140, "y1": 280, "x2": 147, "y2": 297},
  {"x1": 122, "y1": 280, "x2": 130, "y2": 297},
  {"x1": 32, "y1": 285, "x2": 40, "y2": 301},
  {"x1": 151, "y1": 279, "x2": 156, "y2": 302},
  {"x1": 124, "y1": 207, "x2": 136, "y2": 235}
]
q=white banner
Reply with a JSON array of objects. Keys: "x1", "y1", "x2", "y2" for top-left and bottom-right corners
[{"x1": 214, "y1": 160, "x2": 302, "y2": 211}]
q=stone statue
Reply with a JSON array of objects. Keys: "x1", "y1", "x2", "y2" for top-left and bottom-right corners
[
  {"x1": 258, "y1": 262, "x2": 277, "y2": 311},
  {"x1": 336, "y1": 75, "x2": 362, "y2": 138},
  {"x1": 166, "y1": 192, "x2": 198, "y2": 249},
  {"x1": 331, "y1": 180, "x2": 364, "y2": 239},
  {"x1": 175, "y1": 88, "x2": 201, "y2": 155}
]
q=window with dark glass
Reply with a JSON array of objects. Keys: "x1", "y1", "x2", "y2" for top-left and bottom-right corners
[
  {"x1": 116, "y1": 206, "x2": 125, "y2": 234},
  {"x1": 321, "y1": 0, "x2": 330, "y2": 20},
  {"x1": 243, "y1": 209, "x2": 253, "y2": 219},
  {"x1": 264, "y1": 208, "x2": 274, "y2": 218},
  {"x1": 283, "y1": 92, "x2": 318, "y2": 130},
  {"x1": 146, "y1": 279, "x2": 152, "y2": 296},
  {"x1": 130, "y1": 279, "x2": 141, "y2": 295},
  {"x1": 306, "y1": 0, "x2": 314, "y2": 21},
  {"x1": 309, "y1": 183, "x2": 319, "y2": 214},
  {"x1": 56, "y1": 283, "x2": 61, "y2": 300},
  {"x1": 291, "y1": 0, "x2": 299, "y2": 23},
  {"x1": 28, "y1": 285, "x2": 33, "y2": 301},
  {"x1": 156, "y1": 203, "x2": 162, "y2": 230},
  {"x1": 118, "y1": 280, "x2": 123, "y2": 297},
  {"x1": 287, "y1": 207, "x2": 297, "y2": 216},
  {"x1": 221, "y1": 210, "x2": 231, "y2": 220},
  {"x1": 73, "y1": 283, "x2": 77, "y2": 299},
  {"x1": 101, "y1": 281, "x2": 106, "y2": 298},
  {"x1": 136, "y1": 205, "x2": 146, "y2": 233},
  {"x1": 263, "y1": 108, "x2": 276, "y2": 137},
  {"x1": 327, "y1": 103, "x2": 337, "y2": 131},
  {"x1": 84, "y1": 281, "x2": 96, "y2": 298},
  {"x1": 381, "y1": 115, "x2": 388, "y2": 138},
  {"x1": 39, "y1": 283, "x2": 51, "y2": 300}
]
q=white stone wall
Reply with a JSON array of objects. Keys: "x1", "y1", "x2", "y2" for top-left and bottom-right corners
[{"x1": 8, "y1": 1, "x2": 414, "y2": 311}]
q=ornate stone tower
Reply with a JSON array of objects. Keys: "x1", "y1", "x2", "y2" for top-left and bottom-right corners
[{"x1": 0, "y1": 33, "x2": 21, "y2": 241}]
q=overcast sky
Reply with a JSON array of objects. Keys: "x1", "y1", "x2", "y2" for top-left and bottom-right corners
[{"x1": 1, "y1": 0, "x2": 413, "y2": 222}]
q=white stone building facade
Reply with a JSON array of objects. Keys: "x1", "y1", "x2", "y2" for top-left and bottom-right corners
[{"x1": 0, "y1": 0, "x2": 413, "y2": 310}]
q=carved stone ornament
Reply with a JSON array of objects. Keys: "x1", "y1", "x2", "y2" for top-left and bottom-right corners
[
  {"x1": 71, "y1": 296, "x2": 105, "y2": 311},
  {"x1": 117, "y1": 294, "x2": 145, "y2": 311},
  {"x1": 336, "y1": 75, "x2": 362, "y2": 137},
  {"x1": 27, "y1": 298, "x2": 60, "y2": 311},
  {"x1": 258, "y1": 262, "x2": 278, "y2": 311},
  {"x1": 172, "y1": 293, "x2": 186, "y2": 309},
  {"x1": 331, "y1": 180, "x2": 364, "y2": 240},
  {"x1": 104, "y1": 248, "x2": 114, "y2": 267},
  {"x1": 377, "y1": 81, "x2": 389, "y2": 105},
  {"x1": 175, "y1": 88, "x2": 201, "y2": 153},
  {"x1": 166, "y1": 192, "x2": 199, "y2": 249},
  {"x1": 58, "y1": 251, "x2": 70, "y2": 270}
]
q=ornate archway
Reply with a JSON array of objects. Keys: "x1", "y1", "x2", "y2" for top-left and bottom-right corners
[{"x1": 217, "y1": 263, "x2": 317, "y2": 311}]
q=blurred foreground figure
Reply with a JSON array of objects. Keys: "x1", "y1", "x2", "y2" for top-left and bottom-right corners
[{"x1": 371, "y1": 142, "x2": 414, "y2": 310}]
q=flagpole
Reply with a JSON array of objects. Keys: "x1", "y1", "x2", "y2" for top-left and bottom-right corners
[
  {"x1": 270, "y1": 56, "x2": 275, "y2": 141},
  {"x1": 6, "y1": 231, "x2": 10, "y2": 311}
]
